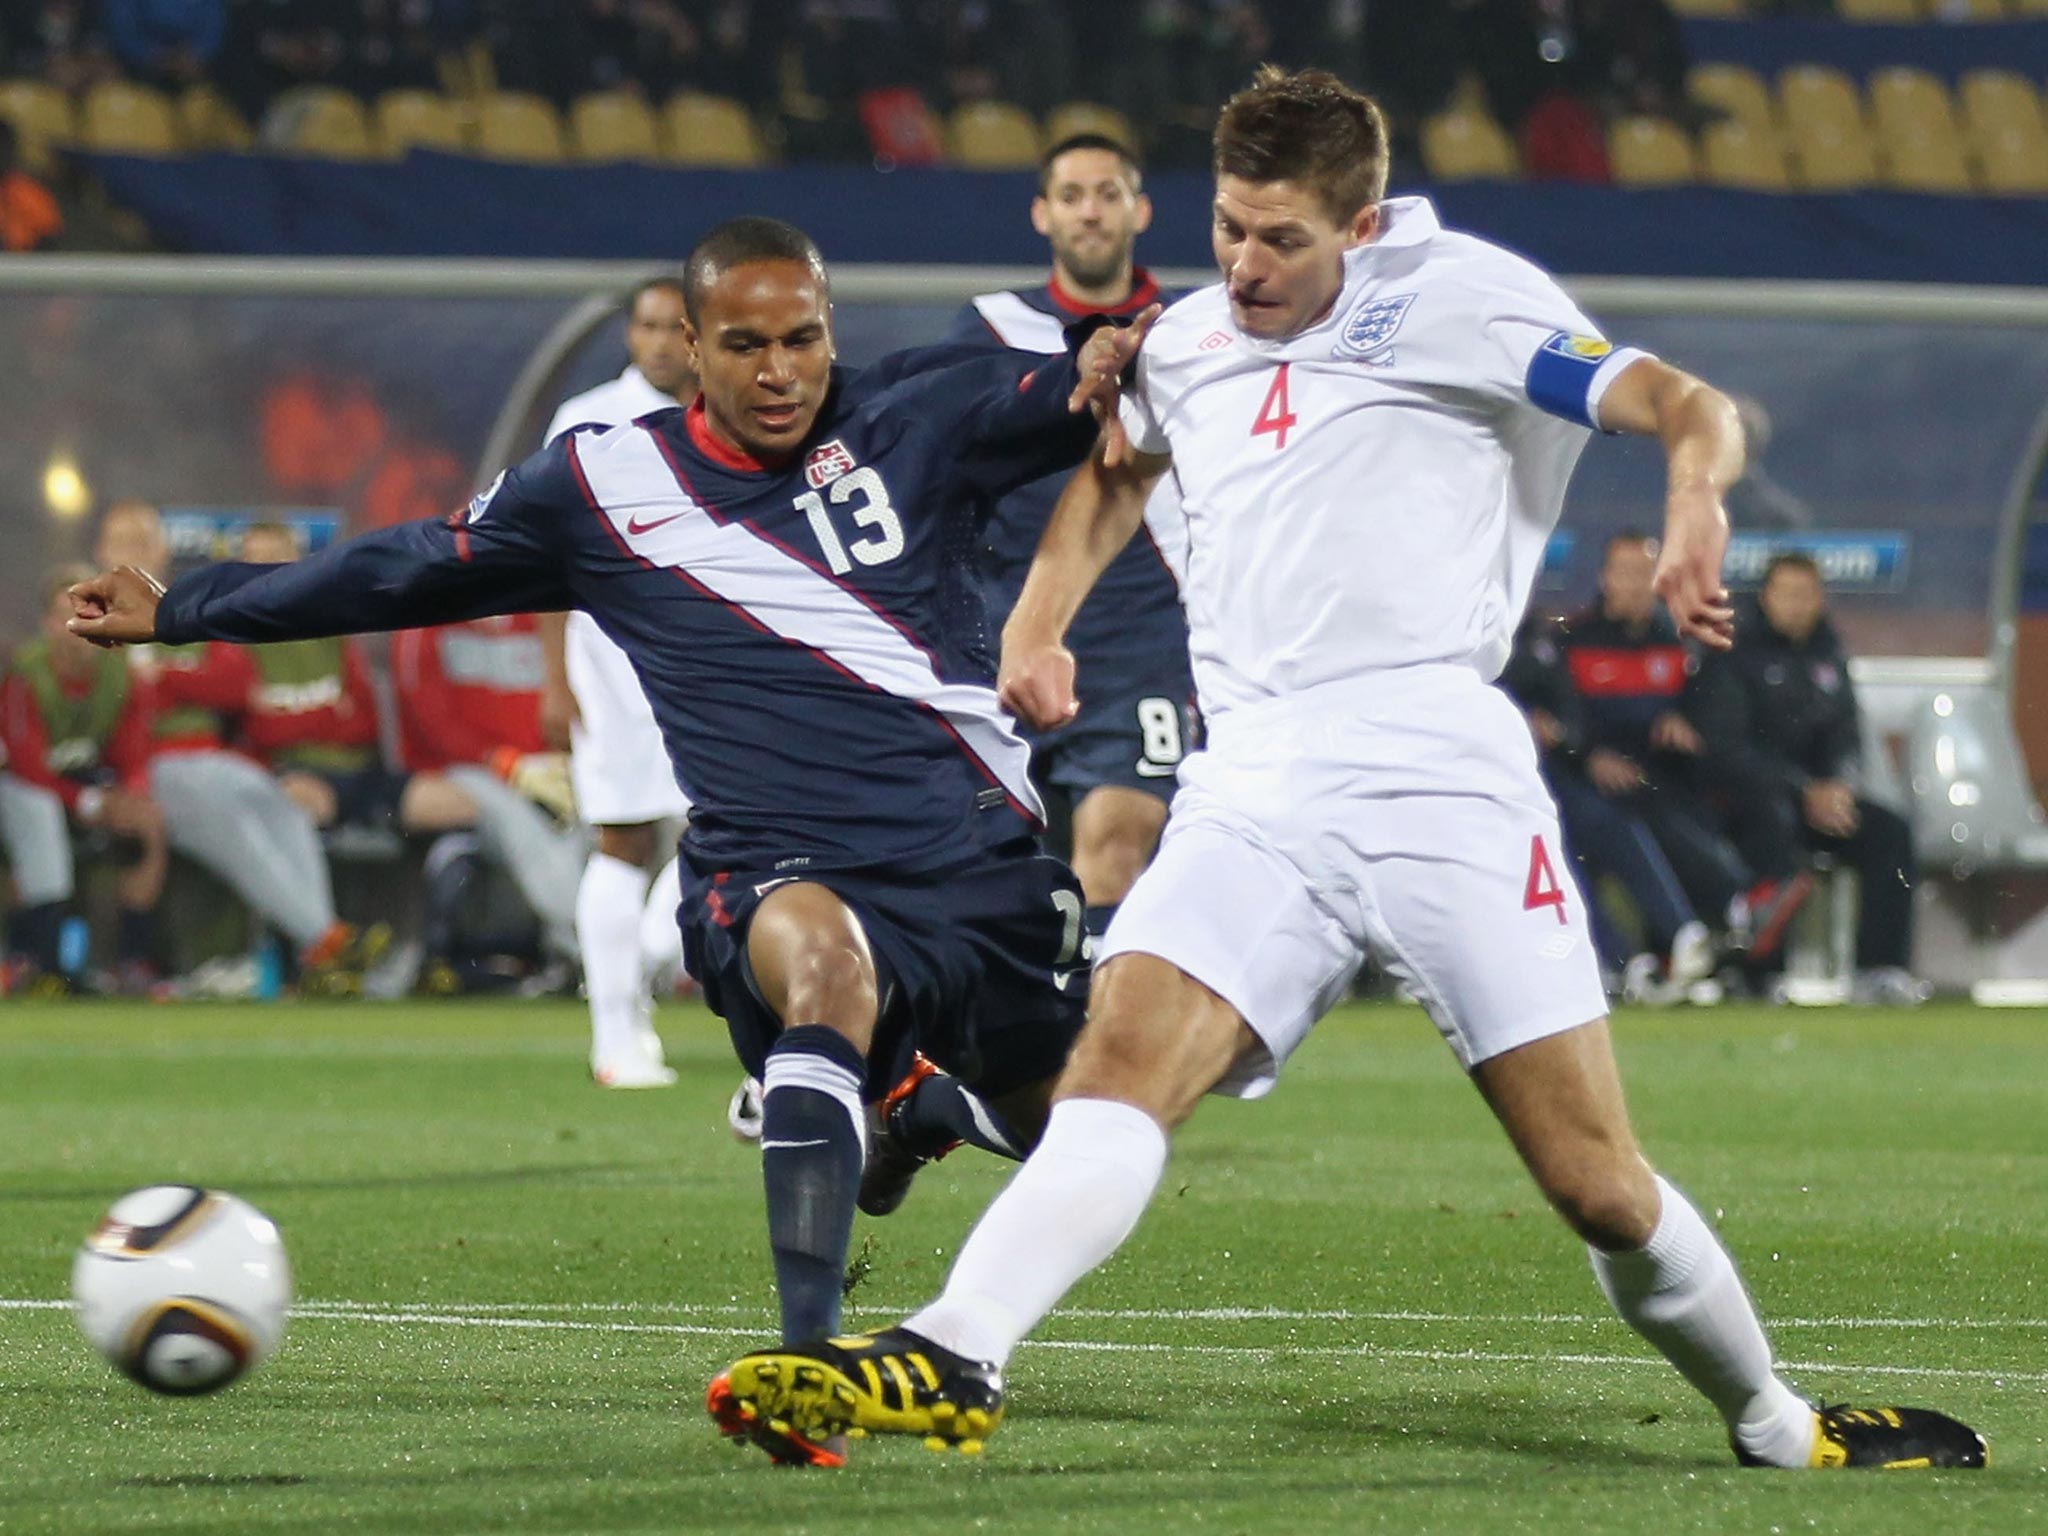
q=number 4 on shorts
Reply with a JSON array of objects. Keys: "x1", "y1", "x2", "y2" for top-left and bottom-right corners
[{"x1": 1523, "y1": 834, "x2": 1568, "y2": 925}]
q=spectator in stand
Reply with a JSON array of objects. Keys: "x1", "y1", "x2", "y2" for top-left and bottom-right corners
[
  {"x1": 101, "y1": 0, "x2": 225, "y2": 92},
  {"x1": 95, "y1": 501, "x2": 381, "y2": 991},
  {"x1": 4, "y1": 2, "x2": 118, "y2": 94},
  {"x1": 1501, "y1": 610, "x2": 1716, "y2": 1002},
  {"x1": 234, "y1": 521, "x2": 473, "y2": 835},
  {"x1": 1560, "y1": 531, "x2": 1812, "y2": 960},
  {"x1": 1575, "y1": 0, "x2": 1692, "y2": 126},
  {"x1": 336, "y1": 0, "x2": 450, "y2": 102},
  {"x1": 1, "y1": 565, "x2": 166, "y2": 994},
  {"x1": 0, "y1": 122, "x2": 63, "y2": 255},
  {"x1": 1691, "y1": 553, "x2": 1927, "y2": 1005},
  {"x1": 390, "y1": 615, "x2": 585, "y2": 969}
]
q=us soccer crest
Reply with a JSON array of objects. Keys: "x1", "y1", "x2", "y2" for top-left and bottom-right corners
[
  {"x1": 1335, "y1": 292, "x2": 1415, "y2": 362},
  {"x1": 805, "y1": 440, "x2": 855, "y2": 488}
]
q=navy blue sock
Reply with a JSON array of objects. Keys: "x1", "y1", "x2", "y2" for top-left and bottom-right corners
[
  {"x1": 760, "y1": 1024, "x2": 867, "y2": 1343},
  {"x1": 893, "y1": 1074, "x2": 1024, "y2": 1161},
  {"x1": 117, "y1": 908, "x2": 155, "y2": 967},
  {"x1": 1084, "y1": 903, "x2": 1118, "y2": 957},
  {"x1": 8, "y1": 902, "x2": 65, "y2": 972}
]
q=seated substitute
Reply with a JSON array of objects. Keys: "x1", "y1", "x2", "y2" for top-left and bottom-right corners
[
  {"x1": 1690, "y1": 552, "x2": 1925, "y2": 1005},
  {"x1": 68, "y1": 214, "x2": 1148, "y2": 1470}
]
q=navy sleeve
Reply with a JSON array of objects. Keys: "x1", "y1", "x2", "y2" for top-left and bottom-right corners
[
  {"x1": 950, "y1": 342, "x2": 1097, "y2": 499},
  {"x1": 860, "y1": 340, "x2": 1011, "y2": 391},
  {"x1": 155, "y1": 450, "x2": 575, "y2": 646},
  {"x1": 943, "y1": 300, "x2": 1003, "y2": 349}
]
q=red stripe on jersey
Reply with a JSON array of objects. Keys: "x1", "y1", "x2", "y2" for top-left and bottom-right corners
[{"x1": 1566, "y1": 645, "x2": 1687, "y2": 699}]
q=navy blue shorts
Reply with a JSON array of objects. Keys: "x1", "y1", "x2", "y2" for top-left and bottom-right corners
[
  {"x1": 1029, "y1": 673, "x2": 1199, "y2": 806},
  {"x1": 679, "y1": 840, "x2": 1088, "y2": 1102}
]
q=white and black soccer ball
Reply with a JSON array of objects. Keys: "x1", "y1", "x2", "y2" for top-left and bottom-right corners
[{"x1": 71, "y1": 1185, "x2": 292, "y2": 1396}]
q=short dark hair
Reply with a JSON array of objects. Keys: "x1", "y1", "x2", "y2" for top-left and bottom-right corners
[
  {"x1": 682, "y1": 218, "x2": 827, "y2": 325},
  {"x1": 629, "y1": 273, "x2": 687, "y2": 312},
  {"x1": 1214, "y1": 65, "x2": 1389, "y2": 223},
  {"x1": 1763, "y1": 550, "x2": 1822, "y2": 586},
  {"x1": 1038, "y1": 133, "x2": 1141, "y2": 195}
]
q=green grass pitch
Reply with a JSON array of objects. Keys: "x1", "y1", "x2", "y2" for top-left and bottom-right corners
[{"x1": 1, "y1": 998, "x2": 2042, "y2": 1534}]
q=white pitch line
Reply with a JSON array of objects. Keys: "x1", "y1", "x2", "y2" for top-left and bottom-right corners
[{"x1": 7, "y1": 1298, "x2": 2045, "y2": 1389}]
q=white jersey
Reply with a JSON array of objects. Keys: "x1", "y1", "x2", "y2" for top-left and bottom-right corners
[
  {"x1": 544, "y1": 366, "x2": 677, "y2": 446},
  {"x1": 1118, "y1": 196, "x2": 1649, "y2": 724}
]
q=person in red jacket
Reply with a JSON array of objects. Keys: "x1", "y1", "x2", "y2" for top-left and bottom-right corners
[
  {"x1": 0, "y1": 565, "x2": 165, "y2": 991},
  {"x1": 235, "y1": 521, "x2": 471, "y2": 834},
  {"x1": 391, "y1": 615, "x2": 582, "y2": 966}
]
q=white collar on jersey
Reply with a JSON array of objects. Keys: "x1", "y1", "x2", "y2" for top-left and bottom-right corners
[{"x1": 1349, "y1": 195, "x2": 1440, "y2": 262}]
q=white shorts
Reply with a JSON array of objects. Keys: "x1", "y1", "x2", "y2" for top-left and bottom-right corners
[
  {"x1": 1098, "y1": 667, "x2": 1607, "y2": 1096},
  {"x1": 565, "y1": 611, "x2": 689, "y2": 825}
]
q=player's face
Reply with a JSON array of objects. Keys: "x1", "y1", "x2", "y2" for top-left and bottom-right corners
[
  {"x1": 1212, "y1": 175, "x2": 1379, "y2": 339},
  {"x1": 1760, "y1": 565, "x2": 1825, "y2": 643},
  {"x1": 239, "y1": 529, "x2": 297, "y2": 564},
  {"x1": 686, "y1": 260, "x2": 835, "y2": 463},
  {"x1": 1033, "y1": 148, "x2": 1150, "y2": 292},
  {"x1": 96, "y1": 513, "x2": 170, "y2": 579},
  {"x1": 626, "y1": 284, "x2": 695, "y2": 399},
  {"x1": 1600, "y1": 539, "x2": 1659, "y2": 625}
]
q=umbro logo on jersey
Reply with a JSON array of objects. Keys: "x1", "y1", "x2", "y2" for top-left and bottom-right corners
[
  {"x1": 1198, "y1": 331, "x2": 1231, "y2": 352},
  {"x1": 805, "y1": 439, "x2": 856, "y2": 488},
  {"x1": 1335, "y1": 292, "x2": 1415, "y2": 361},
  {"x1": 626, "y1": 510, "x2": 686, "y2": 535}
]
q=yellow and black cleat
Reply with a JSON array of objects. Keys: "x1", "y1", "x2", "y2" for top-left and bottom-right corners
[
  {"x1": 1740, "y1": 1404, "x2": 1987, "y2": 1469},
  {"x1": 705, "y1": 1371, "x2": 847, "y2": 1468},
  {"x1": 720, "y1": 1328, "x2": 1004, "y2": 1451}
]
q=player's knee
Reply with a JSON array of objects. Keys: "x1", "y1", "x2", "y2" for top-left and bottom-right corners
[
  {"x1": 1541, "y1": 1153, "x2": 1659, "y2": 1249},
  {"x1": 777, "y1": 939, "x2": 877, "y2": 1018}
]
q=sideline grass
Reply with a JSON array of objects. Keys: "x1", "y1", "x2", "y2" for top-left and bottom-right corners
[{"x1": 1, "y1": 999, "x2": 2042, "y2": 1534}]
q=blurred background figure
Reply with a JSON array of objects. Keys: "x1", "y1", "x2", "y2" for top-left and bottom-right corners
[
  {"x1": 0, "y1": 564, "x2": 165, "y2": 995},
  {"x1": 1693, "y1": 553, "x2": 1927, "y2": 1005}
]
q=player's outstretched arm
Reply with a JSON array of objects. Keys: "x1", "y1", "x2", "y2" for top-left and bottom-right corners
[
  {"x1": 999, "y1": 442, "x2": 1170, "y2": 730},
  {"x1": 1069, "y1": 303, "x2": 1162, "y2": 467},
  {"x1": 1597, "y1": 357, "x2": 1745, "y2": 651}
]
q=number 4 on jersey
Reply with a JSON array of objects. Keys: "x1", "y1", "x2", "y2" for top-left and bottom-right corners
[
  {"x1": 1251, "y1": 363, "x2": 1297, "y2": 450},
  {"x1": 1524, "y1": 834, "x2": 1568, "y2": 925}
]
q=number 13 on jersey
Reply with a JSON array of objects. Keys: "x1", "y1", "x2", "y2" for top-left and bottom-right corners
[{"x1": 1252, "y1": 363, "x2": 1297, "y2": 451}]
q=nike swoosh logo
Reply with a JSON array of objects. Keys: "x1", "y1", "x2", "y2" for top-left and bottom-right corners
[
  {"x1": 1135, "y1": 761, "x2": 1179, "y2": 778},
  {"x1": 1052, "y1": 970, "x2": 1077, "y2": 993},
  {"x1": 626, "y1": 511, "x2": 686, "y2": 535},
  {"x1": 760, "y1": 1138, "x2": 829, "y2": 1151}
]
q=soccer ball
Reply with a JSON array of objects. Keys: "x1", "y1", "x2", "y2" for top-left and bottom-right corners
[{"x1": 71, "y1": 1185, "x2": 292, "y2": 1395}]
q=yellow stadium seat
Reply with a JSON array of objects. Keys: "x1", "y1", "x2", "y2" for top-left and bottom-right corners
[
  {"x1": 81, "y1": 82, "x2": 180, "y2": 155},
  {"x1": 1689, "y1": 65, "x2": 1776, "y2": 134},
  {"x1": 1420, "y1": 109, "x2": 1518, "y2": 180},
  {"x1": 1044, "y1": 101, "x2": 1137, "y2": 154},
  {"x1": 266, "y1": 86, "x2": 375, "y2": 159},
  {"x1": 1700, "y1": 118, "x2": 1792, "y2": 189},
  {"x1": 1608, "y1": 116, "x2": 1697, "y2": 186},
  {"x1": 1960, "y1": 71, "x2": 2048, "y2": 192},
  {"x1": 1779, "y1": 66, "x2": 1878, "y2": 189},
  {"x1": 570, "y1": 91, "x2": 660, "y2": 161},
  {"x1": 475, "y1": 91, "x2": 564, "y2": 162},
  {"x1": 1664, "y1": 0, "x2": 1746, "y2": 14},
  {"x1": 1836, "y1": 0, "x2": 1922, "y2": 18},
  {"x1": 178, "y1": 85, "x2": 251, "y2": 151},
  {"x1": 2012, "y1": 0, "x2": 2048, "y2": 13},
  {"x1": 1869, "y1": 67, "x2": 1974, "y2": 192},
  {"x1": 374, "y1": 89, "x2": 467, "y2": 156},
  {"x1": 947, "y1": 101, "x2": 1041, "y2": 169},
  {"x1": 663, "y1": 93, "x2": 765, "y2": 166},
  {"x1": 0, "y1": 78, "x2": 75, "y2": 174}
]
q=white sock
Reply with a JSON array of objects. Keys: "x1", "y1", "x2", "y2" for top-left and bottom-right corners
[
  {"x1": 906, "y1": 1098, "x2": 1167, "y2": 1367},
  {"x1": 578, "y1": 853, "x2": 651, "y2": 1066},
  {"x1": 1590, "y1": 1175, "x2": 1815, "y2": 1467},
  {"x1": 639, "y1": 857, "x2": 685, "y2": 987}
]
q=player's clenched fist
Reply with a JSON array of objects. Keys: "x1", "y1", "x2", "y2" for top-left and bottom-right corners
[
  {"x1": 1069, "y1": 303, "x2": 1163, "y2": 468},
  {"x1": 997, "y1": 639, "x2": 1079, "y2": 732},
  {"x1": 65, "y1": 565, "x2": 165, "y2": 647}
]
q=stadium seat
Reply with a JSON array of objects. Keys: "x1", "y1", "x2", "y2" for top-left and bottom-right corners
[
  {"x1": 1700, "y1": 118, "x2": 1792, "y2": 189},
  {"x1": 80, "y1": 82, "x2": 180, "y2": 155},
  {"x1": 264, "y1": 87, "x2": 375, "y2": 160},
  {"x1": 475, "y1": 91, "x2": 565, "y2": 162},
  {"x1": 662, "y1": 93, "x2": 766, "y2": 166},
  {"x1": 374, "y1": 90, "x2": 467, "y2": 156},
  {"x1": 1688, "y1": 65, "x2": 1776, "y2": 134},
  {"x1": 178, "y1": 85, "x2": 252, "y2": 151},
  {"x1": 0, "y1": 78, "x2": 75, "y2": 175},
  {"x1": 1778, "y1": 66, "x2": 1879, "y2": 189},
  {"x1": 1869, "y1": 68, "x2": 1975, "y2": 192},
  {"x1": 1044, "y1": 101, "x2": 1138, "y2": 153},
  {"x1": 1835, "y1": 0, "x2": 1923, "y2": 19},
  {"x1": 947, "y1": 101, "x2": 1042, "y2": 169},
  {"x1": 570, "y1": 91, "x2": 661, "y2": 161},
  {"x1": 1960, "y1": 71, "x2": 2048, "y2": 193},
  {"x1": 1663, "y1": 0, "x2": 1746, "y2": 13},
  {"x1": 1420, "y1": 109, "x2": 1518, "y2": 180},
  {"x1": 1607, "y1": 116, "x2": 1697, "y2": 186}
]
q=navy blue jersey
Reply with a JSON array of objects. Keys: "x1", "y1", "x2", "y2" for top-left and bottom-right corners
[
  {"x1": 947, "y1": 273, "x2": 1191, "y2": 673},
  {"x1": 154, "y1": 343, "x2": 1100, "y2": 880}
]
